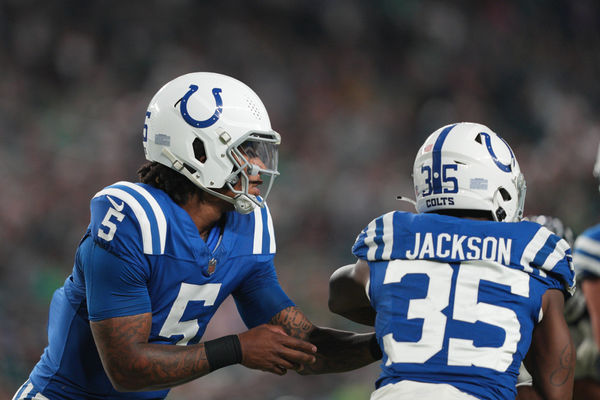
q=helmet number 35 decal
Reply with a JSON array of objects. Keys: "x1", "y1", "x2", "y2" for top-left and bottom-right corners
[
  {"x1": 143, "y1": 111, "x2": 151, "y2": 143},
  {"x1": 421, "y1": 164, "x2": 459, "y2": 196}
]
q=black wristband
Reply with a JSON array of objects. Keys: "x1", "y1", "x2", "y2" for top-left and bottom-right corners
[
  {"x1": 204, "y1": 335, "x2": 243, "y2": 372},
  {"x1": 369, "y1": 334, "x2": 383, "y2": 360}
]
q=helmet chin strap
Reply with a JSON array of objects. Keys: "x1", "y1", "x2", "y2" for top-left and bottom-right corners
[
  {"x1": 396, "y1": 195, "x2": 417, "y2": 210},
  {"x1": 161, "y1": 148, "x2": 257, "y2": 214},
  {"x1": 491, "y1": 189, "x2": 505, "y2": 222},
  {"x1": 233, "y1": 195, "x2": 256, "y2": 214}
]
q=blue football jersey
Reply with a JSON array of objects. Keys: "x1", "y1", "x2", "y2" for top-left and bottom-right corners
[
  {"x1": 352, "y1": 211, "x2": 575, "y2": 400},
  {"x1": 573, "y1": 223, "x2": 600, "y2": 279},
  {"x1": 26, "y1": 181, "x2": 294, "y2": 400}
]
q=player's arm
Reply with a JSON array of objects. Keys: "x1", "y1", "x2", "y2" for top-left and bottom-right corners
[
  {"x1": 269, "y1": 306, "x2": 380, "y2": 375},
  {"x1": 91, "y1": 314, "x2": 317, "y2": 391},
  {"x1": 86, "y1": 240, "x2": 316, "y2": 392},
  {"x1": 328, "y1": 259, "x2": 375, "y2": 325},
  {"x1": 233, "y1": 258, "x2": 379, "y2": 375},
  {"x1": 581, "y1": 278, "x2": 600, "y2": 349},
  {"x1": 518, "y1": 288, "x2": 575, "y2": 400},
  {"x1": 269, "y1": 259, "x2": 380, "y2": 374}
]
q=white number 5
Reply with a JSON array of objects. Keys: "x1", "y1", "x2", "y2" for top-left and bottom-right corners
[
  {"x1": 98, "y1": 207, "x2": 125, "y2": 241},
  {"x1": 159, "y1": 283, "x2": 222, "y2": 345}
]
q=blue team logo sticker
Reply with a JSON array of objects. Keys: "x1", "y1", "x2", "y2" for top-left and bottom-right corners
[
  {"x1": 179, "y1": 85, "x2": 223, "y2": 128},
  {"x1": 478, "y1": 132, "x2": 514, "y2": 172}
]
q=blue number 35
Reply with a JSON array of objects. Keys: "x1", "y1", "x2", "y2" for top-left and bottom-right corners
[{"x1": 421, "y1": 164, "x2": 458, "y2": 196}]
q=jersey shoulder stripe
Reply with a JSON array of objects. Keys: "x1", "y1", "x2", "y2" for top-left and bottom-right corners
[
  {"x1": 114, "y1": 181, "x2": 167, "y2": 253},
  {"x1": 251, "y1": 203, "x2": 276, "y2": 255},
  {"x1": 519, "y1": 225, "x2": 573, "y2": 276},
  {"x1": 519, "y1": 224, "x2": 575, "y2": 294},
  {"x1": 519, "y1": 226, "x2": 552, "y2": 274},
  {"x1": 574, "y1": 224, "x2": 600, "y2": 276},
  {"x1": 92, "y1": 182, "x2": 167, "y2": 255},
  {"x1": 13, "y1": 379, "x2": 50, "y2": 400},
  {"x1": 226, "y1": 202, "x2": 276, "y2": 256},
  {"x1": 361, "y1": 211, "x2": 395, "y2": 261}
]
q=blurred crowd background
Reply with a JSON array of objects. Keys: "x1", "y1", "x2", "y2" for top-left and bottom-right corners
[{"x1": 1, "y1": 0, "x2": 600, "y2": 399}]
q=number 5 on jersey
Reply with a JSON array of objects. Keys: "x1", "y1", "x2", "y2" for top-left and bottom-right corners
[
  {"x1": 98, "y1": 196, "x2": 126, "y2": 241},
  {"x1": 159, "y1": 283, "x2": 222, "y2": 345}
]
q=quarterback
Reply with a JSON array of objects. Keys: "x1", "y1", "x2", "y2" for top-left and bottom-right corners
[
  {"x1": 329, "y1": 122, "x2": 575, "y2": 400},
  {"x1": 13, "y1": 72, "x2": 379, "y2": 400}
]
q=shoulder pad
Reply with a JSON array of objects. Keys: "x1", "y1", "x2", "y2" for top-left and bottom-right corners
[
  {"x1": 519, "y1": 222, "x2": 575, "y2": 295},
  {"x1": 352, "y1": 211, "x2": 401, "y2": 261},
  {"x1": 90, "y1": 181, "x2": 168, "y2": 258},
  {"x1": 574, "y1": 224, "x2": 600, "y2": 276}
]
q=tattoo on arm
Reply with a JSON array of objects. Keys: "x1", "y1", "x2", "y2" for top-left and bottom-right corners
[
  {"x1": 91, "y1": 313, "x2": 210, "y2": 391},
  {"x1": 270, "y1": 306, "x2": 314, "y2": 340},
  {"x1": 549, "y1": 343, "x2": 574, "y2": 387},
  {"x1": 270, "y1": 306, "x2": 377, "y2": 374}
]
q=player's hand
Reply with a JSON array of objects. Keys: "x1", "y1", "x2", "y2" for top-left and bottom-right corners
[{"x1": 238, "y1": 324, "x2": 317, "y2": 375}]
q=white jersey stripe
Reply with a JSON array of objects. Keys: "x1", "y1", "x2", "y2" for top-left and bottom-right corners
[
  {"x1": 381, "y1": 212, "x2": 395, "y2": 260},
  {"x1": 575, "y1": 235, "x2": 600, "y2": 257},
  {"x1": 544, "y1": 238, "x2": 571, "y2": 272},
  {"x1": 573, "y1": 253, "x2": 600, "y2": 276},
  {"x1": 32, "y1": 393, "x2": 50, "y2": 400},
  {"x1": 94, "y1": 188, "x2": 154, "y2": 254},
  {"x1": 520, "y1": 226, "x2": 552, "y2": 273},
  {"x1": 365, "y1": 219, "x2": 378, "y2": 261},
  {"x1": 253, "y1": 206, "x2": 263, "y2": 254},
  {"x1": 12, "y1": 382, "x2": 32, "y2": 400},
  {"x1": 116, "y1": 181, "x2": 167, "y2": 254},
  {"x1": 265, "y1": 204, "x2": 276, "y2": 253}
]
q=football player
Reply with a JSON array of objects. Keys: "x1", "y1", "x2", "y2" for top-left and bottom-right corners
[
  {"x1": 516, "y1": 213, "x2": 600, "y2": 400},
  {"x1": 515, "y1": 215, "x2": 576, "y2": 399},
  {"x1": 13, "y1": 72, "x2": 380, "y2": 400},
  {"x1": 328, "y1": 122, "x2": 575, "y2": 400},
  {"x1": 570, "y1": 142, "x2": 600, "y2": 399}
]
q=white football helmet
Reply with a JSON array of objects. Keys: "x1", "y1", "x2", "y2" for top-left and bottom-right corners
[
  {"x1": 413, "y1": 122, "x2": 526, "y2": 222},
  {"x1": 143, "y1": 72, "x2": 280, "y2": 214}
]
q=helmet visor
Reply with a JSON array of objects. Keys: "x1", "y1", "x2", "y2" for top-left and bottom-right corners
[
  {"x1": 237, "y1": 137, "x2": 279, "y2": 174},
  {"x1": 226, "y1": 131, "x2": 280, "y2": 208}
]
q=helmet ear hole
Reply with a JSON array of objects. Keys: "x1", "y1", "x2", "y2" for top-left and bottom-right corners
[
  {"x1": 499, "y1": 188, "x2": 512, "y2": 201},
  {"x1": 495, "y1": 207, "x2": 507, "y2": 221},
  {"x1": 193, "y1": 138, "x2": 207, "y2": 163}
]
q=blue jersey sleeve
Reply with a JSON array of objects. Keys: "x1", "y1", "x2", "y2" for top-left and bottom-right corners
[
  {"x1": 89, "y1": 182, "x2": 169, "y2": 266},
  {"x1": 574, "y1": 224, "x2": 600, "y2": 278},
  {"x1": 232, "y1": 259, "x2": 295, "y2": 328},
  {"x1": 80, "y1": 236, "x2": 151, "y2": 321}
]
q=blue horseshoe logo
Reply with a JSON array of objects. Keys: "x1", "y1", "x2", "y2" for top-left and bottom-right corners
[
  {"x1": 479, "y1": 132, "x2": 514, "y2": 172},
  {"x1": 179, "y1": 85, "x2": 223, "y2": 128}
]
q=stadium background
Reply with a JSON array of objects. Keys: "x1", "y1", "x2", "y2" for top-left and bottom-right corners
[{"x1": 1, "y1": 1, "x2": 599, "y2": 398}]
